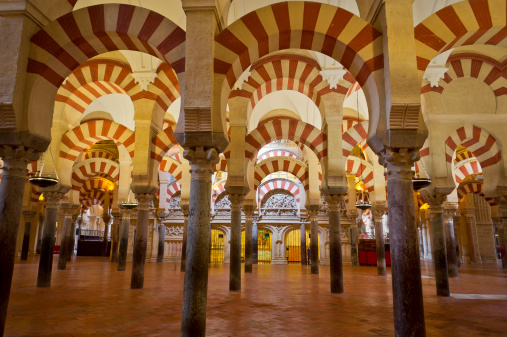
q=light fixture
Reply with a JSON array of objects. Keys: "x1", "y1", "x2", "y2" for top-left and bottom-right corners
[
  {"x1": 353, "y1": 89, "x2": 372, "y2": 211},
  {"x1": 29, "y1": 145, "x2": 59, "y2": 188},
  {"x1": 121, "y1": 189, "x2": 138, "y2": 209},
  {"x1": 412, "y1": 161, "x2": 431, "y2": 191}
]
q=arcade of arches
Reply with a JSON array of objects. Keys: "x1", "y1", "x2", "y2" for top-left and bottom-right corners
[{"x1": 0, "y1": 0, "x2": 506, "y2": 336}]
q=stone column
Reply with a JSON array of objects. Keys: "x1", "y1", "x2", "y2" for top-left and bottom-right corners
[
  {"x1": 102, "y1": 214, "x2": 111, "y2": 257},
  {"x1": 381, "y1": 148, "x2": 425, "y2": 336},
  {"x1": 373, "y1": 206, "x2": 387, "y2": 276},
  {"x1": 494, "y1": 219, "x2": 507, "y2": 269},
  {"x1": 229, "y1": 193, "x2": 245, "y2": 291},
  {"x1": 426, "y1": 195, "x2": 450, "y2": 297},
  {"x1": 421, "y1": 223, "x2": 428, "y2": 259},
  {"x1": 130, "y1": 193, "x2": 153, "y2": 289},
  {"x1": 117, "y1": 210, "x2": 131, "y2": 271},
  {"x1": 350, "y1": 215, "x2": 359, "y2": 266},
  {"x1": 300, "y1": 223, "x2": 307, "y2": 265},
  {"x1": 157, "y1": 221, "x2": 166, "y2": 263},
  {"x1": 453, "y1": 216, "x2": 462, "y2": 268},
  {"x1": 36, "y1": 214, "x2": 44, "y2": 254},
  {"x1": 496, "y1": 198, "x2": 507, "y2": 270},
  {"x1": 20, "y1": 211, "x2": 37, "y2": 260},
  {"x1": 308, "y1": 208, "x2": 319, "y2": 274},
  {"x1": 326, "y1": 195, "x2": 344, "y2": 293},
  {"x1": 443, "y1": 207, "x2": 458, "y2": 277},
  {"x1": 57, "y1": 204, "x2": 78, "y2": 270},
  {"x1": 253, "y1": 220, "x2": 258, "y2": 264},
  {"x1": 180, "y1": 205, "x2": 189, "y2": 272},
  {"x1": 111, "y1": 212, "x2": 122, "y2": 263},
  {"x1": 67, "y1": 214, "x2": 79, "y2": 261},
  {"x1": 244, "y1": 206, "x2": 254, "y2": 273},
  {"x1": 0, "y1": 147, "x2": 35, "y2": 335},
  {"x1": 180, "y1": 147, "x2": 218, "y2": 336},
  {"x1": 37, "y1": 191, "x2": 65, "y2": 287}
]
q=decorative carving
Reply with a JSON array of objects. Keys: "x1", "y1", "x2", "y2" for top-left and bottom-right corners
[
  {"x1": 389, "y1": 103, "x2": 420, "y2": 130},
  {"x1": 233, "y1": 66, "x2": 252, "y2": 90},
  {"x1": 228, "y1": 193, "x2": 245, "y2": 212},
  {"x1": 131, "y1": 71, "x2": 158, "y2": 91},
  {"x1": 165, "y1": 225, "x2": 184, "y2": 238},
  {"x1": 319, "y1": 68, "x2": 348, "y2": 89},
  {"x1": 260, "y1": 191, "x2": 298, "y2": 218},
  {"x1": 0, "y1": 145, "x2": 40, "y2": 178},
  {"x1": 426, "y1": 194, "x2": 447, "y2": 213},
  {"x1": 0, "y1": 103, "x2": 16, "y2": 129},
  {"x1": 45, "y1": 192, "x2": 65, "y2": 210},
  {"x1": 183, "y1": 147, "x2": 219, "y2": 181},
  {"x1": 168, "y1": 195, "x2": 181, "y2": 209},
  {"x1": 215, "y1": 195, "x2": 231, "y2": 209},
  {"x1": 379, "y1": 148, "x2": 419, "y2": 180},
  {"x1": 134, "y1": 193, "x2": 153, "y2": 211},
  {"x1": 184, "y1": 109, "x2": 212, "y2": 132},
  {"x1": 423, "y1": 66, "x2": 448, "y2": 87}
]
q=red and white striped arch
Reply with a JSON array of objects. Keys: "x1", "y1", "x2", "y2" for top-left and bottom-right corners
[
  {"x1": 79, "y1": 178, "x2": 114, "y2": 196},
  {"x1": 257, "y1": 178, "x2": 301, "y2": 205},
  {"x1": 257, "y1": 149, "x2": 300, "y2": 162},
  {"x1": 457, "y1": 180, "x2": 496, "y2": 206},
  {"x1": 160, "y1": 157, "x2": 182, "y2": 181},
  {"x1": 84, "y1": 149, "x2": 118, "y2": 162},
  {"x1": 421, "y1": 53, "x2": 506, "y2": 96},
  {"x1": 81, "y1": 198, "x2": 105, "y2": 210},
  {"x1": 346, "y1": 156, "x2": 374, "y2": 192},
  {"x1": 455, "y1": 148, "x2": 475, "y2": 163},
  {"x1": 254, "y1": 157, "x2": 308, "y2": 190},
  {"x1": 71, "y1": 158, "x2": 119, "y2": 190},
  {"x1": 454, "y1": 159, "x2": 482, "y2": 184},
  {"x1": 213, "y1": 155, "x2": 228, "y2": 172},
  {"x1": 79, "y1": 190, "x2": 108, "y2": 205},
  {"x1": 414, "y1": 0, "x2": 506, "y2": 73},
  {"x1": 166, "y1": 181, "x2": 181, "y2": 204},
  {"x1": 230, "y1": 54, "x2": 355, "y2": 110},
  {"x1": 245, "y1": 119, "x2": 326, "y2": 161},
  {"x1": 444, "y1": 125, "x2": 501, "y2": 168},
  {"x1": 342, "y1": 120, "x2": 368, "y2": 156},
  {"x1": 212, "y1": 180, "x2": 227, "y2": 204},
  {"x1": 151, "y1": 127, "x2": 179, "y2": 163},
  {"x1": 59, "y1": 120, "x2": 135, "y2": 162},
  {"x1": 215, "y1": 2, "x2": 383, "y2": 91}
]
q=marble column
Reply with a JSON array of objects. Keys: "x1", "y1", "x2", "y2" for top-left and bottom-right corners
[
  {"x1": 244, "y1": 206, "x2": 254, "y2": 273},
  {"x1": 180, "y1": 205, "x2": 189, "y2": 272},
  {"x1": 300, "y1": 223, "x2": 307, "y2": 265},
  {"x1": 36, "y1": 214, "x2": 44, "y2": 254},
  {"x1": 253, "y1": 221, "x2": 258, "y2": 264},
  {"x1": 130, "y1": 193, "x2": 153, "y2": 289},
  {"x1": 102, "y1": 214, "x2": 111, "y2": 257},
  {"x1": 326, "y1": 195, "x2": 344, "y2": 293},
  {"x1": 308, "y1": 209, "x2": 319, "y2": 274},
  {"x1": 443, "y1": 209, "x2": 458, "y2": 277},
  {"x1": 427, "y1": 195, "x2": 450, "y2": 296},
  {"x1": 20, "y1": 211, "x2": 37, "y2": 260},
  {"x1": 57, "y1": 204, "x2": 78, "y2": 270},
  {"x1": 117, "y1": 210, "x2": 131, "y2": 271},
  {"x1": 350, "y1": 218, "x2": 359, "y2": 266},
  {"x1": 0, "y1": 147, "x2": 34, "y2": 335},
  {"x1": 157, "y1": 222, "x2": 166, "y2": 263},
  {"x1": 229, "y1": 193, "x2": 245, "y2": 291},
  {"x1": 373, "y1": 207, "x2": 387, "y2": 276},
  {"x1": 37, "y1": 191, "x2": 65, "y2": 287},
  {"x1": 421, "y1": 224, "x2": 428, "y2": 259},
  {"x1": 181, "y1": 147, "x2": 218, "y2": 336},
  {"x1": 111, "y1": 213, "x2": 122, "y2": 263},
  {"x1": 453, "y1": 216, "x2": 462, "y2": 268},
  {"x1": 67, "y1": 214, "x2": 79, "y2": 261},
  {"x1": 381, "y1": 148, "x2": 425, "y2": 336}
]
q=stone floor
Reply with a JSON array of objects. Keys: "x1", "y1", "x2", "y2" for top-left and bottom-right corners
[{"x1": 5, "y1": 257, "x2": 507, "y2": 336}]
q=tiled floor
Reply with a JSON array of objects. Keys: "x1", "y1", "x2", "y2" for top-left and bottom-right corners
[{"x1": 5, "y1": 257, "x2": 507, "y2": 336}]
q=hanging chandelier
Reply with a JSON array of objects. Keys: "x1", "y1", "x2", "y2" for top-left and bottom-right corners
[
  {"x1": 29, "y1": 145, "x2": 59, "y2": 188},
  {"x1": 353, "y1": 89, "x2": 372, "y2": 211},
  {"x1": 412, "y1": 161, "x2": 431, "y2": 191},
  {"x1": 121, "y1": 189, "x2": 138, "y2": 209}
]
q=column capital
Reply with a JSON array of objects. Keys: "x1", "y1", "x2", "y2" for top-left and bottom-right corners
[
  {"x1": 228, "y1": 193, "x2": 245, "y2": 212},
  {"x1": 373, "y1": 207, "x2": 387, "y2": 220},
  {"x1": 0, "y1": 145, "x2": 39, "y2": 178},
  {"x1": 323, "y1": 194, "x2": 343, "y2": 212},
  {"x1": 134, "y1": 193, "x2": 153, "y2": 211},
  {"x1": 102, "y1": 214, "x2": 112, "y2": 225},
  {"x1": 22, "y1": 210, "x2": 37, "y2": 218},
  {"x1": 183, "y1": 147, "x2": 219, "y2": 181},
  {"x1": 425, "y1": 194, "x2": 447, "y2": 212},
  {"x1": 60, "y1": 203, "x2": 79, "y2": 217},
  {"x1": 379, "y1": 147, "x2": 419, "y2": 180},
  {"x1": 44, "y1": 192, "x2": 66, "y2": 209},
  {"x1": 243, "y1": 205, "x2": 254, "y2": 219},
  {"x1": 307, "y1": 205, "x2": 319, "y2": 219}
]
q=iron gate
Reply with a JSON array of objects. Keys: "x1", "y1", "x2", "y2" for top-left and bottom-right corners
[{"x1": 210, "y1": 229, "x2": 225, "y2": 264}]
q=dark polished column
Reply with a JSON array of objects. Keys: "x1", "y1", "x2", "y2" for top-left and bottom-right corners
[
  {"x1": 67, "y1": 214, "x2": 79, "y2": 261},
  {"x1": 253, "y1": 220, "x2": 258, "y2": 264},
  {"x1": 111, "y1": 212, "x2": 122, "y2": 263},
  {"x1": 373, "y1": 206, "x2": 387, "y2": 276},
  {"x1": 117, "y1": 209, "x2": 131, "y2": 271},
  {"x1": 244, "y1": 206, "x2": 254, "y2": 273},
  {"x1": 180, "y1": 147, "x2": 218, "y2": 337},
  {"x1": 0, "y1": 147, "x2": 35, "y2": 335},
  {"x1": 57, "y1": 204, "x2": 78, "y2": 270},
  {"x1": 308, "y1": 208, "x2": 319, "y2": 275},
  {"x1": 300, "y1": 223, "x2": 307, "y2": 265},
  {"x1": 20, "y1": 211, "x2": 36, "y2": 260},
  {"x1": 180, "y1": 205, "x2": 189, "y2": 271},
  {"x1": 350, "y1": 214, "x2": 359, "y2": 266},
  {"x1": 228, "y1": 193, "x2": 245, "y2": 291},
  {"x1": 130, "y1": 193, "x2": 153, "y2": 289},
  {"x1": 157, "y1": 222, "x2": 166, "y2": 263},
  {"x1": 381, "y1": 148, "x2": 426, "y2": 336},
  {"x1": 36, "y1": 214, "x2": 44, "y2": 254},
  {"x1": 444, "y1": 207, "x2": 458, "y2": 277},
  {"x1": 102, "y1": 214, "x2": 111, "y2": 257},
  {"x1": 37, "y1": 191, "x2": 65, "y2": 287},
  {"x1": 326, "y1": 195, "x2": 344, "y2": 293},
  {"x1": 427, "y1": 195, "x2": 450, "y2": 296}
]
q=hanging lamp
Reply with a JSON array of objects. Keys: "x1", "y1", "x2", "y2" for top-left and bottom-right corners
[
  {"x1": 353, "y1": 90, "x2": 372, "y2": 211},
  {"x1": 412, "y1": 161, "x2": 431, "y2": 191},
  {"x1": 121, "y1": 189, "x2": 138, "y2": 209},
  {"x1": 29, "y1": 145, "x2": 59, "y2": 188}
]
